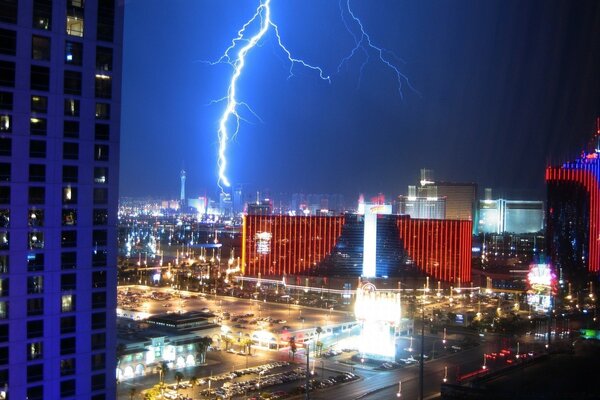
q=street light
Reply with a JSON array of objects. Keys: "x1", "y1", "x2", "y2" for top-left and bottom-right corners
[
  {"x1": 443, "y1": 366, "x2": 448, "y2": 383},
  {"x1": 482, "y1": 354, "x2": 487, "y2": 370},
  {"x1": 396, "y1": 381, "x2": 402, "y2": 397}
]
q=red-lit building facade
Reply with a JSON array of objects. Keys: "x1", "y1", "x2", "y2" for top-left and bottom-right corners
[
  {"x1": 546, "y1": 125, "x2": 600, "y2": 287},
  {"x1": 242, "y1": 214, "x2": 472, "y2": 283}
]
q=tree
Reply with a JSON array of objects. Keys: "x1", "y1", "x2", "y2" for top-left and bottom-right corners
[
  {"x1": 129, "y1": 387, "x2": 136, "y2": 400},
  {"x1": 315, "y1": 327, "x2": 323, "y2": 357},
  {"x1": 195, "y1": 336, "x2": 213, "y2": 364},
  {"x1": 288, "y1": 337, "x2": 297, "y2": 360},
  {"x1": 116, "y1": 343, "x2": 126, "y2": 366},
  {"x1": 241, "y1": 337, "x2": 253, "y2": 355},
  {"x1": 316, "y1": 341, "x2": 324, "y2": 358},
  {"x1": 174, "y1": 371, "x2": 184, "y2": 393},
  {"x1": 222, "y1": 335, "x2": 234, "y2": 351},
  {"x1": 189, "y1": 376, "x2": 198, "y2": 395},
  {"x1": 156, "y1": 361, "x2": 169, "y2": 384}
]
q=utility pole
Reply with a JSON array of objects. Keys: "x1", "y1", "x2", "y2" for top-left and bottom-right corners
[
  {"x1": 305, "y1": 343, "x2": 310, "y2": 400},
  {"x1": 420, "y1": 304, "x2": 424, "y2": 400}
]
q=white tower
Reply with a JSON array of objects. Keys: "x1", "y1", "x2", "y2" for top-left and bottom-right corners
[{"x1": 180, "y1": 169, "x2": 186, "y2": 207}]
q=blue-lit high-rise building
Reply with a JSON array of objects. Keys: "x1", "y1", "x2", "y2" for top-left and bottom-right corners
[{"x1": 0, "y1": 1, "x2": 123, "y2": 398}]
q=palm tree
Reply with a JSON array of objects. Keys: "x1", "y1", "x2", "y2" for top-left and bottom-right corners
[
  {"x1": 288, "y1": 337, "x2": 297, "y2": 360},
  {"x1": 241, "y1": 337, "x2": 253, "y2": 355},
  {"x1": 189, "y1": 376, "x2": 198, "y2": 395},
  {"x1": 156, "y1": 361, "x2": 169, "y2": 385},
  {"x1": 195, "y1": 336, "x2": 213, "y2": 364},
  {"x1": 174, "y1": 371, "x2": 184, "y2": 393},
  {"x1": 129, "y1": 387, "x2": 136, "y2": 400},
  {"x1": 315, "y1": 327, "x2": 323, "y2": 357},
  {"x1": 222, "y1": 335, "x2": 234, "y2": 351}
]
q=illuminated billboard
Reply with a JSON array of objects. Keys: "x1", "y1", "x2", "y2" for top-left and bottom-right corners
[
  {"x1": 255, "y1": 231, "x2": 272, "y2": 255},
  {"x1": 527, "y1": 263, "x2": 557, "y2": 312}
]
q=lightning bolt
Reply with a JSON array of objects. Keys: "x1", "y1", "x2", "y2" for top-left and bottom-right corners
[
  {"x1": 210, "y1": 0, "x2": 330, "y2": 191},
  {"x1": 338, "y1": 0, "x2": 417, "y2": 98}
]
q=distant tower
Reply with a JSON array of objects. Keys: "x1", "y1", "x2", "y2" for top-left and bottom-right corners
[{"x1": 180, "y1": 169, "x2": 186, "y2": 207}]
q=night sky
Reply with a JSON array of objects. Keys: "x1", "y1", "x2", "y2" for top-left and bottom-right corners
[{"x1": 120, "y1": 0, "x2": 600, "y2": 200}]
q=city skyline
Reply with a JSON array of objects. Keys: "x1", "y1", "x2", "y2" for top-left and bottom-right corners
[{"x1": 121, "y1": 0, "x2": 600, "y2": 199}]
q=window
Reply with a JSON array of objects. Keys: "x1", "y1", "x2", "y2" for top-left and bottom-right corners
[
  {"x1": 63, "y1": 186, "x2": 77, "y2": 204},
  {"x1": 0, "y1": 187, "x2": 8, "y2": 204},
  {"x1": 0, "y1": 209, "x2": 6, "y2": 227},
  {"x1": 27, "y1": 276, "x2": 43, "y2": 294},
  {"x1": 27, "y1": 297, "x2": 44, "y2": 316},
  {"x1": 27, "y1": 252, "x2": 44, "y2": 271},
  {"x1": 29, "y1": 187, "x2": 45, "y2": 204},
  {"x1": 0, "y1": 92, "x2": 12, "y2": 110},
  {"x1": 61, "y1": 294, "x2": 75, "y2": 312},
  {"x1": 64, "y1": 98, "x2": 80, "y2": 116},
  {"x1": 61, "y1": 380, "x2": 76, "y2": 399},
  {"x1": 62, "y1": 209, "x2": 76, "y2": 226},
  {"x1": 64, "y1": 120, "x2": 79, "y2": 138},
  {"x1": 96, "y1": 46, "x2": 112, "y2": 71},
  {"x1": 0, "y1": 164, "x2": 9, "y2": 181},
  {"x1": 94, "y1": 167, "x2": 108, "y2": 184},
  {"x1": 0, "y1": 0, "x2": 17, "y2": 24},
  {"x1": 61, "y1": 252, "x2": 76, "y2": 270},
  {"x1": 30, "y1": 66, "x2": 50, "y2": 91},
  {"x1": 0, "y1": 232, "x2": 7, "y2": 251},
  {"x1": 92, "y1": 250, "x2": 107, "y2": 267},
  {"x1": 91, "y1": 333, "x2": 105, "y2": 350},
  {"x1": 97, "y1": 0, "x2": 115, "y2": 42},
  {"x1": 0, "y1": 278, "x2": 7, "y2": 296},
  {"x1": 0, "y1": 138, "x2": 10, "y2": 156},
  {"x1": 27, "y1": 363, "x2": 43, "y2": 382},
  {"x1": 28, "y1": 211, "x2": 43, "y2": 226},
  {"x1": 61, "y1": 273, "x2": 76, "y2": 292},
  {"x1": 93, "y1": 230, "x2": 107, "y2": 246},
  {"x1": 27, "y1": 320, "x2": 43, "y2": 339},
  {"x1": 95, "y1": 124, "x2": 109, "y2": 140},
  {"x1": 30, "y1": 140, "x2": 46, "y2": 158},
  {"x1": 0, "y1": 114, "x2": 10, "y2": 133},
  {"x1": 31, "y1": 95, "x2": 48, "y2": 113},
  {"x1": 0, "y1": 255, "x2": 6, "y2": 273},
  {"x1": 28, "y1": 342, "x2": 43, "y2": 360},
  {"x1": 30, "y1": 117, "x2": 47, "y2": 135},
  {"x1": 61, "y1": 231, "x2": 77, "y2": 247},
  {"x1": 64, "y1": 70, "x2": 81, "y2": 95},
  {"x1": 29, "y1": 164, "x2": 46, "y2": 182},
  {"x1": 93, "y1": 209, "x2": 108, "y2": 225},
  {"x1": 28, "y1": 231, "x2": 44, "y2": 249},
  {"x1": 95, "y1": 75, "x2": 111, "y2": 98},
  {"x1": 61, "y1": 337, "x2": 76, "y2": 355},
  {"x1": 65, "y1": 41, "x2": 82, "y2": 65},
  {"x1": 62, "y1": 166, "x2": 78, "y2": 182},
  {"x1": 61, "y1": 316, "x2": 76, "y2": 334},
  {"x1": 63, "y1": 142, "x2": 79, "y2": 160},
  {"x1": 0, "y1": 29, "x2": 16, "y2": 55},
  {"x1": 0, "y1": 347, "x2": 6, "y2": 365},
  {"x1": 93, "y1": 188, "x2": 108, "y2": 204},
  {"x1": 0, "y1": 61, "x2": 15, "y2": 87},
  {"x1": 92, "y1": 271, "x2": 106, "y2": 288},
  {"x1": 0, "y1": 301, "x2": 6, "y2": 319},
  {"x1": 60, "y1": 358, "x2": 76, "y2": 376},
  {"x1": 27, "y1": 385, "x2": 43, "y2": 400},
  {"x1": 91, "y1": 373, "x2": 106, "y2": 391},
  {"x1": 33, "y1": 0, "x2": 52, "y2": 30},
  {"x1": 95, "y1": 145, "x2": 109, "y2": 161},
  {"x1": 91, "y1": 313, "x2": 106, "y2": 330},
  {"x1": 31, "y1": 36, "x2": 50, "y2": 61},
  {"x1": 91, "y1": 291, "x2": 106, "y2": 309},
  {"x1": 95, "y1": 102, "x2": 110, "y2": 119},
  {"x1": 91, "y1": 353, "x2": 105, "y2": 371},
  {"x1": 66, "y1": 1, "x2": 84, "y2": 37},
  {"x1": 0, "y1": 324, "x2": 7, "y2": 342}
]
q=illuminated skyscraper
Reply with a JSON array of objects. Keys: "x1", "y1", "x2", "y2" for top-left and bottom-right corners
[
  {"x1": 180, "y1": 169, "x2": 186, "y2": 207},
  {"x1": 546, "y1": 121, "x2": 600, "y2": 288},
  {"x1": 0, "y1": 1, "x2": 123, "y2": 398}
]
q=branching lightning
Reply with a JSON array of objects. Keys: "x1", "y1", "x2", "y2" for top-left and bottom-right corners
[
  {"x1": 209, "y1": 0, "x2": 416, "y2": 191},
  {"x1": 210, "y1": 0, "x2": 330, "y2": 191},
  {"x1": 338, "y1": 0, "x2": 417, "y2": 98}
]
